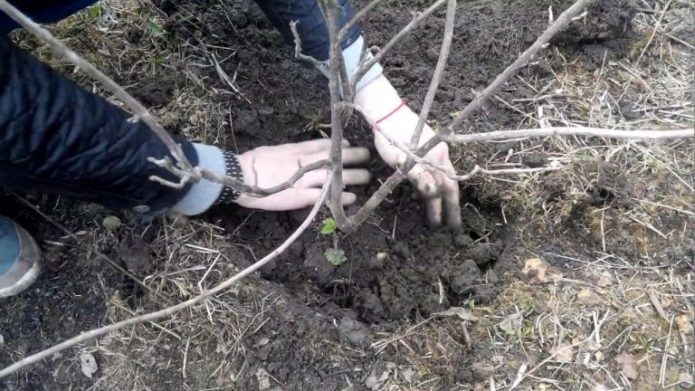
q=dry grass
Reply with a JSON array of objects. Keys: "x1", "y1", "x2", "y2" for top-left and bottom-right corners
[
  {"x1": 379, "y1": 0, "x2": 694, "y2": 389},
  {"x1": 6, "y1": 0, "x2": 693, "y2": 390}
]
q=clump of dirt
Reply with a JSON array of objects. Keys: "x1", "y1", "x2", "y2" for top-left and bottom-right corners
[{"x1": 552, "y1": 0, "x2": 638, "y2": 66}]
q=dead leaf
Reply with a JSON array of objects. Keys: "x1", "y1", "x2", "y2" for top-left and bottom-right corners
[
  {"x1": 552, "y1": 344, "x2": 574, "y2": 363},
  {"x1": 499, "y1": 313, "x2": 523, "y2": 335},
  {"x1": 648, "y1": 289, "x2": 668, "y2": 321},
  {"x1": 400, "y1": 367, "x2": 415, "y2": 383},
  {"x1": 80, "y1": 352, "x2": 98, "y2": 379},
  {"x1": 522, "y1": 258, "x2": 548, "y2": 282},
  {"x1": 576, "y1": 289, "x2": 593, "y2": 300},
  {"x1": 678, "y1": 372, "x2": 694, "y2": 387},
  {"x1": 522, "y1": 258, "x2": 562, "y2": 283},
  {"x1": 597, "y1": 271, "x2": 613, "y2": 287},
  {"x1": 102, "y1": 215, "x2": 121, "y2": 231},
  {"x1": 614, "y1": 353, "x2": 639, "y2": 380},
  {"x1": 591, "y1": 385, "x2": 609, "y2": 391},
  {"x1": 253, "y1": 337, "x2": 270, "y2": 348},
  {"x1": 471, "y1": 361, "x2": 495, "y2": 378},
  {"x1": 255, "y1": 368, "x2": 271, "y2": 391},
  {"x1": 676, "y1": 314, "x2": 693, "y2": 335},
  {"x1": 433, "y1": 307, "x2": 478, "y2": 322},
  {"x1": 365, "y1": 369, "x2": 390, "y2": 390}
]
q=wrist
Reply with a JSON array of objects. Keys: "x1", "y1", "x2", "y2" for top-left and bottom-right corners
[
  {"x1": 354, "y1": 74, "x2": 404, "y2": 123},
  {"x1": 233, "y1": 151, "x2": 258, "y2": 207},
  {"x1": 213, "y1": 150, "x2": 244, "y2": 206}
]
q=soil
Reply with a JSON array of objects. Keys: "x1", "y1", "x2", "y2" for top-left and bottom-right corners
[
  {"x1": 0, "y1": 0, "x2": 649, "y2": 389},
  {"x1": 201, "y1": 0, "x2": 638, "y2": 324},
  {"x1": 0, "y1": 197, "x2": 111, "y2": 390}
]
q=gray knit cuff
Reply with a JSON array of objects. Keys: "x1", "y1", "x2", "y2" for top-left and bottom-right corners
[{"x1": 171, "y1": 143, "x2": 225, "y2": 216}]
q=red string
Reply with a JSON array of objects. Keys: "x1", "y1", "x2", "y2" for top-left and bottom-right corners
[{"x1": 375, "y1": 99, "x2": 407, "y2": 125}]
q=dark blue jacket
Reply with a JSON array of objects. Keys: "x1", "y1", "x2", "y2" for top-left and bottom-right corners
[{"x1": 0, "y1": 1, "x2": 360, "y2": 213}]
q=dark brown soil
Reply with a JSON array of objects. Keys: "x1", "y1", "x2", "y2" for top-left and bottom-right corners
[
  {"x1": 0, "y1": 197, "x2": 111, "y2": 390},
  {"x1": 204, "y1": 0, "x2": 638, "y2": 325},
  {"x1": 0, "y1": 0, "x2": 641, "y2": 389}
]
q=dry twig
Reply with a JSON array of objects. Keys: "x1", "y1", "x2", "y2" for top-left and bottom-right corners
[
  {"x1": 410, "y1": 0, "x2": 457, "y2": 149},
  {"x1": 446, "y1": 127, "x2": 693, "y2": 143},
  {"x1": 352, "y1": 0, "x2": 447, "y2": 85}
]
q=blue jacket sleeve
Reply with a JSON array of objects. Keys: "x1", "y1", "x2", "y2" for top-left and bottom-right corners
[
  {"x1": 0, "y1": 36, "x2": 199, "y2": 213},
  {"x1": 0, "y1": 0, "x2": 98, "y2": 34},
  {"x1": 255, "y1": 0, "x2": 362, "y2": 61}
]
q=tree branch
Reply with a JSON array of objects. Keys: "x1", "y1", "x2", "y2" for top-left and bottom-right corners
[
  {"x1": 320, "y1": 0, "x2": 350, "y2": 228},
  {"x1": 338, "y1": 0, "x2": 384, "y2": 41},
  {"x1": 203, "y1": 160, "x2": 332, "y2": 197},
  {"x1": 290, "y1": 20, "x2": 328, "y2": 71},
  {"x1": 409, "y1": 0, "x2": 456, "y2": 149},
  {"x1": 370, "y1": 120, "x2": 563, "y2": 181},
  {"x1": 0, "y1": 173, "x2": 334, "y2": 379},
  {"x1": 343, "y1": 0, "x2": 695, "y2": 231},
  {"x1": 445, "y1": 127, "x2": 694, "y2": 143},
  {"x1": 352, "y1": 0, "x2": 447, "y2": 86},
  {"x1": 446, "y1": 0, "x2": 593, "y2": 134}
]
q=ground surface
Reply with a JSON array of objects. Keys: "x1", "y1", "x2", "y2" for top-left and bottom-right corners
[{"x1": 0, "y1": 0, "x2": 693, "y2": 390}]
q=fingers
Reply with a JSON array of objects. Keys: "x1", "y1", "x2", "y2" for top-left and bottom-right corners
[
  {"x1": 407, "y1": 165, "x2": 443, "y2": 227},
  {"x1": 292, "y1": 139, "x2": 350, "y2": 154},
  {"x1": 408, "y1": 163, "x2": 462, "y2": 228},
  {"x1": 441, "y1": 174, "x2": 462, "y2": 228},
  {"x1": 301, "y1": 169, "x2": 371, "y2": 188},
  {"x1": 406, "y1": 165, "x2": 438, "y2": 198},
  {"x1": 300, "y1": 189, "x2": 357, "y2": 208},
  {"x1": 303, "y1": 147, "x2": 370, "y2": 166},
  {"x1": 425, "y1": 196, "x2": 443, "y2": 227},
  {"x1": 341, "y1": 147, "x2": 370, "y2": 165}
]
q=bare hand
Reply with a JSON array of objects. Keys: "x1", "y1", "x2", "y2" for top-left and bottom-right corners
[
  {"x1": 373, "y1": 107, "x2": 462, "y2": 228},
  {"x1": 235, "y1": 139, "x2": 371, "y2": 211},
  {"x1": 355, "y1": 75, "x2": 462, "y2": 228}
]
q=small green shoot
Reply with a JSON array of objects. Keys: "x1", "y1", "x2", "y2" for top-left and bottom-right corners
[
  {"x1": 324, "y1": 248, "x2": 347, "y2": 267},
  {"x1": 88, "y1": 4, "x2": 103, "y2": 21},
  {"x1": 102, "y1": 215, "x2": 121, "y2": 232},
  {"x1": 320, "y1": 218, "x2": 337, "y2": 235},
  {"x1": 147, "y1": 20, "x2": 165, "y2": 37}
]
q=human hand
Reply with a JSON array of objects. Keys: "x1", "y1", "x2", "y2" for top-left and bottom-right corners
[
  {"x1": 356, "y1": 75, "x2": 462, "y2": 228},
  {"x1": 235, "y1": 139, "x2": 371, "y2": 211}
]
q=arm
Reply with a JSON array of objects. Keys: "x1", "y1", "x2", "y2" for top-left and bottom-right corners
[
  {"x1": 254, "y1": 0, "x2": 461, "y2": 227},
  {"x1": 0, "y1": 36, "x2": 214, "y2": 214},
  {"x1": 0, "y1": 36, "x2": 371, "y2": 215}
]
